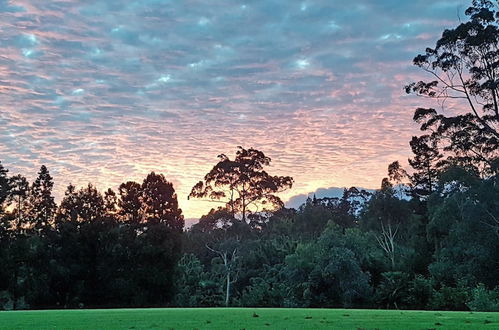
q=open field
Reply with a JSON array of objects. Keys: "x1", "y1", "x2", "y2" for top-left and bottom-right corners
[{"x1": 0, "y1": 308, "x2": 498, "y2": 329}]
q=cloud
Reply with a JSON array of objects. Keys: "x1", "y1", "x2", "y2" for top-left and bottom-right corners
[
  {"x1": 285, "y1": 186, "x2": 376, "y2": 210},
  {"x1": 0, "y1": 0, "x2": 468, "y2": 218},
  {"x1": 0, "y1": 0, "x2": 25, "y2": 12}
]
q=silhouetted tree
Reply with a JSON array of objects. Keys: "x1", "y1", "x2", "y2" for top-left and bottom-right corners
[
  {"x1": 104, "y1": 188, "x2": 118, "y2": 216},
  {"x1": 8, "y1": 175, "x2": 29, "y2": 231},
  {"x1": 191, "y1": 207, "x2": 235, "y2": 234},
  {"x1": 408, "y1": 135, "x2": 444, "y2": 198},
  {"x1": 57, "y1": 184, "x2": 106, "y2": 224},
  {"x1": 388, "y1": 161, "x2": 408, "y2": 186},
  {"x1": 118, "y1": 181, "x2": 142, "y2": 223},
  {"x1": 141, "y1": 172, "x2": 184, "y2": 231},
  {"x1": 0, "y1": 162, "x2": 8, "y2": 213},
  {"x1": 406, "y1": 0, "x2": 499, "y2": 174},
  {"x1": 0, "y1": 162, "x2": 10, "y2": 238},
  {"x1": 56, "y1": 184, "x2": 78, "y2": 223},
  {"x1": 190, "y1": 147, "x2": 293, "y2": 223},
  {"x1": 26, "y1": 166, "x2": 56, "y2": 233}
]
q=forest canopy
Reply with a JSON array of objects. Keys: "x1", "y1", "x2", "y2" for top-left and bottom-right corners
[{"x1": 0, "y1": 0, "x2": 498, "y2": 312}]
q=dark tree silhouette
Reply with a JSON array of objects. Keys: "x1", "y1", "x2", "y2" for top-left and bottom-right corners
[
  {"x1": 406, "y1": 0, "x2": 499, "y2": 174},
  {"x1": 8, "y1": 174, "x2": 29, "y2": 230},
  {"x1": 57, "y1": 183, "x2": 106, "y2": 223},
  {"x1": 141, "y1": 172, "x2": 184, "y2": 231},
  {"x1": 104, "y1": 188, "x2": 118, "y2": 215},
  {"x1": 191, "y1": 207, "x2": 235, "y2": 233},
  {"x1": 408, "y1": 135, "x2": 444, "y2": 198},
  {"x1": 0, "y1": 162, "x2": 8, "y2": 210},
  {"x1": 56, "y1": 184, "x2": 78, "y2": 223},
  {"x1": 27, "y1": 165, "x2": 56, "y2": 233},
  {"x1": 0, "y1": 163, "x2": 9, "y2": 237},
  {"x1": 383, "y1": 136, "x2": 444, "y2": 199},
  {"x1": 118, "y1": 181, "x2": 143, "y2": 223},
  {"x1": 387, "y1": 161, "x2": 408, "y2": 186},
  {"x1": 189, "y1": 147, "x2": 293, "y2": 223}
]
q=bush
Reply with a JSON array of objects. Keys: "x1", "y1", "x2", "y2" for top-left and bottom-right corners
[
  {"x1": 0, "y1": 291, "x2": 13, "y2": 310},
  {"x1": 406, "y1": 275, "x2": 433, "y2": 309},
  {"x1": 375, "y1": 272, "x2": 411, "y2": 309},
  {"x1": 241, "y1": 277, "x2": 286, "y2": 307},
  {"x1": 467, "y1": 284, "x2": 499, "y2": 312},
  {"x1": 0, "y1": 291, "x2": 29, "y2": 310},
  {"x1": 428, "y1": 284, "x2": 470, "y2": 311}
]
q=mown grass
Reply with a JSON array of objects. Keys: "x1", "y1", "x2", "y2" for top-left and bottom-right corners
[{"x1": 0, "y1": 308, "x2": 497, "y2": 329}]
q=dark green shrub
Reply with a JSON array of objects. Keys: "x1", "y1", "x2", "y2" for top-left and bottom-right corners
[{"x1": 467, "y1": 284, "x2": 499, "y2": 312}]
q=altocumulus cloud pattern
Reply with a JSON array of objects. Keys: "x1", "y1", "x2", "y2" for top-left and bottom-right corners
[{"x1": 0, "y1": 0, "x2": 467, "y2": 217}]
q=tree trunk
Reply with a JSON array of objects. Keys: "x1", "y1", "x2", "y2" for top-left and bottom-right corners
[
  {"x1": 18, "y1": 197, "x2": 21, "y2": 229},
  {"x1": 225, "y1": 272, "x2": 230, "y2": 307}
]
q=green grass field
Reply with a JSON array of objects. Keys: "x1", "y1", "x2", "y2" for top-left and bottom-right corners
[{"x1": 0, "y1": 308, "x2": 497, "y2": 329}]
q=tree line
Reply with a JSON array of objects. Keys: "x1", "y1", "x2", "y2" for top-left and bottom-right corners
[
  {"x1": 0, "y1": 0, "x2": 498, "y2": 311},
  {"x1": 0, "y1": 168, "x2": 184, "y2": 308}
]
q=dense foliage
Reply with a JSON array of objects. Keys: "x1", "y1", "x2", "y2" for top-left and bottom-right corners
[
  {"x1": 0, "y1": 0, "x2": 498, "y2": 312},
  {"x1": 0, "y1": 153, "x2": 496, "y2": 310},
  {"x1": 0, "y1": 168, "x2": 184, "y2": 309},
  {"x1": 179, "y1": 168, "x2": 498, "y2": 311}
]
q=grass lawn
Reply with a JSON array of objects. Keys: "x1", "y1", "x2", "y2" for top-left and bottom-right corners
[{"x1": 0, "y1": 308, "x2": 497, "y2": 329}]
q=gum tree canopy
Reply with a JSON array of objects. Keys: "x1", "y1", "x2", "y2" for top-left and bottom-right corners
[
  {"x1": 189, "y1": 146, "x2": 293, "y2": 223},
  {"x1": 406, "y1": 0, "x2": 499, "y2": 174}
]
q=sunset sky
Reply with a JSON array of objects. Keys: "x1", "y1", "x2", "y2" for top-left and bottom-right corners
[{"x1": 0, "y1": 0, "x2": 468, "y2": 219}]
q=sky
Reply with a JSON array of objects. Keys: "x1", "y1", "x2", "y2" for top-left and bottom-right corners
[{"x1": 0, "y1": 0, "x2": 468, "y2": 219}]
